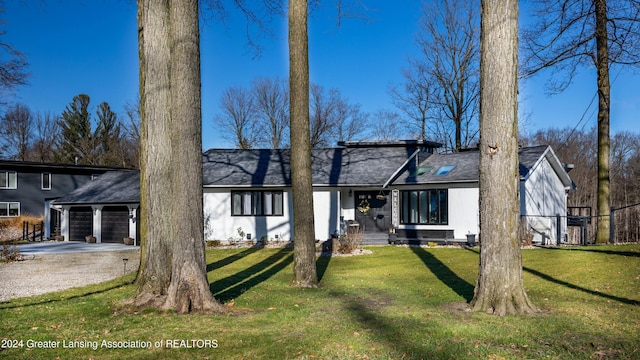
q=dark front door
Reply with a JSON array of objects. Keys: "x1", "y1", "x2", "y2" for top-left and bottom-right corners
[
  {"x1": 69, "y1": 207, "x2": 92, "y2": 241},
  {"x1": 354, "y1": 191, "x2": 391, "y2": 233},
  {"x1": 101, "y1": 206, "x2": 129, "y2": 243}
]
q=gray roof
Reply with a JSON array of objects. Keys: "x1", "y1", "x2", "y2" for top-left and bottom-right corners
[
  {"x1": 202, "y1": 146, "x2": 422, "y2": 187},
  {"x1": 53, "y1": 170, "x2": 140, "y2": 205},
  {"x1": 203, "y1": 145, "x2": 567, "y2": 188},
  {"x1": 51, "y1": 144, "x2": 571, "y2": 206},
  {"x1": 393, "y1": 145, "x2": 566, "y2": 185}
]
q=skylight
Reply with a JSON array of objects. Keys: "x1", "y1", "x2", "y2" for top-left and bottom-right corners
[
  {"x1": 435, "y1": 165, "x2": 455, "y2": 176},
  {"x1": 410, "y1": 166, "x2": 431, "y2": 177}
]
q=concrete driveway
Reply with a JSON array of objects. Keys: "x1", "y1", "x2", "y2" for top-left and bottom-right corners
[{"x1": 16, "y1": 241, "x2": 139, "y2": 255}]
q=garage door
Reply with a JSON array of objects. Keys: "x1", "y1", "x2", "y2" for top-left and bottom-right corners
[
  {"x1": 69, "y1": 207, "x2": 92, "y2": 242},
  {"x1": 101, "y1": 206, "x2": 130, "y2": 243}
]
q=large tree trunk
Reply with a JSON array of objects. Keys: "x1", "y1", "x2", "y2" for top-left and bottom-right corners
[
  {"x1": 133, "y1": 0, "x2": 225, "y2": 314},
  {"x1": 288, "y1": 0, "x2": 318, "y2": 288},
  {"x1": 594, "y1": 0, "x2": 611, "y2": 244},
  {"x1": 470, "y1": 0, "x2": 538, "y2": 316}
]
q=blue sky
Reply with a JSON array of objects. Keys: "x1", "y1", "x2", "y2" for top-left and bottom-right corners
[{"x1": 3, "y1": 1, "x2": 638, "y2": 151}]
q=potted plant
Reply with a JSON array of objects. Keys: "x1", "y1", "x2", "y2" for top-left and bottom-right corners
[
  {"x1": 85, "y1": 235, "x2": 96, "y2": 243},
  {"x1": 388, "y1": 227, "x2": 397, "y2": 244}
]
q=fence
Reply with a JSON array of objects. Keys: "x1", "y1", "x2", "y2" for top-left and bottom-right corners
[
  {"x1": 609, "y1": 202, "x2": 640, "y2": 244},
  {"x1": 22, "y1": 221, "x2": 44, "y2": 242}
]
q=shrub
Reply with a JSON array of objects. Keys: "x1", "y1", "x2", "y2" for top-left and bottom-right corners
[
  {"x1": 338, "y1": 228, "x2": 363, "y2": 254},
  {"x1": 1, "y1": 242, "x2": 21, "y2": 262},
  {"x1": 206, "y1": 240, "x2": 222, "y2": 247}
]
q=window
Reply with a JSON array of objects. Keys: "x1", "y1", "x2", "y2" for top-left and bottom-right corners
[
  {"x1": 0, "y1": 202, "x2": 20, "y2": 217},
  {"x1": 401, "y1": 189, "x2": 448, "y2": 225},
  {"x1": 0, "y1": 171, "x2": 17, "y2": 189},
  {"x1": 42, "y1": 173, "x2": 51, "y2": 190},
  {"x1": 435, "y1": 165, "x2": 455, "y2": 176},
  {"x1": 231, "y1": 191, "x2": 283, "y2": 216}
]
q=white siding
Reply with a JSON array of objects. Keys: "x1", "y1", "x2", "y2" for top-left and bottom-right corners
[
  {"x1": 448, "y1": 186, "x2": 480, "y2": 239},
  {"x1": 203, "y1": 189, "x2": 292, "y2": 242},
  {"x1": 203, "y1": 188, "x2": 340, "y2": 242},
  {"x1": 520, "y1": 156, "x2": 568, "y2": 244}
]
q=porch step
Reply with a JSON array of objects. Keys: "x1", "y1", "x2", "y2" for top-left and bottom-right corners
[{"x1": 362, "y1": 233, "x2": 391, "y2": 245}]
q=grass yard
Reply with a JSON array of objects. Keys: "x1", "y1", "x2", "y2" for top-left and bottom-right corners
[{"x1": 1, "y1": 245, "x2": 639, "y2": 359}]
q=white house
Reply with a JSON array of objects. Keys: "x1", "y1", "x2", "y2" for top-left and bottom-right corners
[
  {"x1": 202, "y1": 140, "x2": 575, "y2": 245},
  {"x1": 50, "y1": 140, "x2": 574, "y2": 246}
]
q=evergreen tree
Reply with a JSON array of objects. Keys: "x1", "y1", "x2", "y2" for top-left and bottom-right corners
[
  {"x1": 95, "y1": 101, "x2": 123, "y2": 166},
  {"x1": 54, "y1": 94, "x2": 95, "y2": 164}
]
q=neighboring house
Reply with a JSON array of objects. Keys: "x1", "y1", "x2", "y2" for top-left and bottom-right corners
[
  {"x1": 0, "y1": 159, "x2": 126, "y2": 235},
  {"x1": 50, "y1": 140, "x2": 574, "y2": 246},
  {"x1": 202, "y1": 140, "x2": 574, "y2": 245},
  {"x1": 51, "y1": 170, "x2": 140, "y2": 244}
]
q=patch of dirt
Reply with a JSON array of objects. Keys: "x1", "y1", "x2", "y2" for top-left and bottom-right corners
[
  {"x1": 441, "y1": 301, "x2": 472, "y2": 315},
  {"x1": 0, "y1": 249, "x2": 139, "y2": 302}
]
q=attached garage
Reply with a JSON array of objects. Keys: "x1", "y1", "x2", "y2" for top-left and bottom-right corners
[
  {"x1": 52, "y1": 171, "x2": 140, "y2": 245},
  {"x1": 68, "y1": 206, "x2": 93, "y2": 241},
  {"x1": 101, "y1": 206, "x2": 130, "y2": 243}
]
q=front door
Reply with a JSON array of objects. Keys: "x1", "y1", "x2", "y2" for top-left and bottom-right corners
[{"x1": 354, "y1": 191, "x2": 391, "y2": 233}]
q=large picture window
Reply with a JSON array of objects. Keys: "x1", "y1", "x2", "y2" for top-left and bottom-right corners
[
  {"x1": 0, "y1": 171, "x2": 17, "y2": 189},
  {"x1": 0, "y1": 202, "x2": 20, "y2": 217},
  {"x1": 231, "y1": 191, "x2": 283, "y2": 216},
  {"x1": 400, "y1": 189, "x2": 448, "y2": 225}
]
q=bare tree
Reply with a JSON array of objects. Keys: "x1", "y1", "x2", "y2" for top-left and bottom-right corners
[
  {"x1": 333, "y1": 94, "x2": 369, "y2": 143},
  {"x1": 133, "y1": 0, "x2": 225, "y2": 313},
  {"x1": 215, "y1": 86, "x2": 259, "y2": 149},
  {"x1": 388, "y1": 59, "x2": 433, "y2": 141},
  {"x1": 370, "y1": 108, "x2": 407, "y2": 141},
  {"x1": 389, "y1": 0, "x2": 480, "y2": 151},
  {"x1": 416, "y1": 0, "x2": 480, "y2": 151},
  {"x1": 521, "y1": 0, "x2": 640, "y2": 243},
  {"x1": 0, "y1": 20, "x2": 28, "y2": 104},
  {"x1": 123, "y1": 99, "x2": 141, "y2": 168},
  {"x1": 252, "y1": 76, "x2": 289, "y2": 148},
  {"x1": 309, "y1": 84, "x2": 366, "y2": 147},
  {"x1": 289, "y1": 0, "x2": 318, "y2": 288},
  {"x1": 0, "y1": 103, "x2": 32, "y2": 160},
  {"x1": 309, "y1": 83, "x2": 338, "y2": 148},
  {"x1": 30, "y1": 111, "x2": 60, "y2": 163},
  {"x1": 471, "y1": 0, "x2": 539, "y2": 315}
]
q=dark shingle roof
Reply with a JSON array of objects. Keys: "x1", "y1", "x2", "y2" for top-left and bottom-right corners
[
  {"x1": 52, "y1": 145, "x2": 568, "y2": 206},
  {"x1": 53, "y1": 170, "x2": 140, "y2": 205},
  {"x1": 394, "y1": 145, "x2": 551, "y2": 184},
  {"x1": 202, "y1": 146, "x2": 421, "y2": 187}
]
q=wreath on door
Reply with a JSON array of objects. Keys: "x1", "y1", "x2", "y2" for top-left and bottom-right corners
[{"x1": 357, "y1": 199, "x2": 370, "y2": 214}]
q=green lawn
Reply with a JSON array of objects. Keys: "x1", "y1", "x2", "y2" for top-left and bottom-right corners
[{"x1": 1, "y1": 245, "x2": 639, "y2": 359}]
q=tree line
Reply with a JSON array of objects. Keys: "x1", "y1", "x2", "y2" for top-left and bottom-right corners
[
  {"x1": 214, "y1": 77, "x2": 370, "y2": 149},
  {"x1": 0, "y1": 94, "x2": 140, "y2": 168}
]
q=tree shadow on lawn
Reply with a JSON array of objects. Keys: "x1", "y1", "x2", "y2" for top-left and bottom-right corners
[
  {"x1": 206, "y1": 247, "x2": 261, "y2": 273},
  {"x1": 410, "y1": 246, "x2": 475, "y2": 302},
  {"x1": 0, "y1": 280, "x2": 132, "y2": 310},
  {"x1": 523, "y1": 267, "x2": 640, "y2": 306},
  {"x1": 209, "y1": 247, "x2": 293, "y2": 303},
  {"x1": 463, "y1": 247, "x2": 639, "y2": 305},
  {"x1": 316, "y1": 253, "x2": 331, "y2": 283},
  {"x1": 332, "y1": 290, "x2": 457, "y2": 358},
  {"x1": 540, "y1": 246, "x2": 640, "y2": 258}
]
